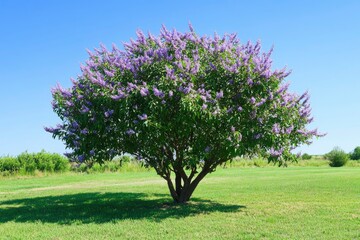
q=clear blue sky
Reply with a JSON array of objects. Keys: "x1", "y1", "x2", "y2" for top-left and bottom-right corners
[{"x1": 1, "y1": 0, "x2": 359, "y2": 156}]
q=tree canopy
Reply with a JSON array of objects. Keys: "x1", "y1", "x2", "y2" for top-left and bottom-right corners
[
  {"x1": 350, "y1": 146, "x2": 360, "y2": 160},
  {"x1": 46, "y1": 24, "x2": 322, "y2": 203}
]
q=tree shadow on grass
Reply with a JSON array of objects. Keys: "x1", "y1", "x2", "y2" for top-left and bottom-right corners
[{"x1": 0, "y1": 192, "x2": 245, "y2": 224}]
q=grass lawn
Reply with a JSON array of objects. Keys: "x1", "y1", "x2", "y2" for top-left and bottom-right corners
[{"x1": 0, "y1": 167, "x2": 359, "y2": 239}]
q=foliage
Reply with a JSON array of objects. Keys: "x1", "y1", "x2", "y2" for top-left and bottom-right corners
[
  {"x1": 326, "y1": 147, "x2": 349, "y2": 167},
  {"x1": 344, "y1": 159, "x2": 360, "y2": 167},
  {"x1": 301, "y1": 153, "x2": 312, "y2": 160},
  {"x1": 0, "y1": 153, "x2": 145, "y2": 176},
  {"x1": 230, "y1": 157, "x2": 331, "y2": 167},
  {"x1": 71, "y1": 155, "x2": 139, "y2": 173},
  {"x1": 350, "y1": 146, "x2": 360, "y2": 160},
  {"x1": 46, "y1": 24, "x2": 322, "y2": 202},
  {"x1": 0, "y1": 156, "x2": 20, "y2": 173},
  {"x1": 0, "y1": 151, "x2": 69, "y2": 175}
]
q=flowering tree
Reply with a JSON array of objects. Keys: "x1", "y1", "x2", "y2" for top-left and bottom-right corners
[{"x1": 46, "y1": 25, "x2": 322, "y2": 203}]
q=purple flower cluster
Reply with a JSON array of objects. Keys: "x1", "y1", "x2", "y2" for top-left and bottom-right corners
[
  {"x1": 138, "y1": 113, "x2": 148, "y2": 120},
  {"x1": 269, "y1": 147, "x2": 283, "y2": 157},
  {"x1": 104, "y1": 110, "x2": 114, "y2": 118},
  {"x1": 153, "y1": 87, "x2": 165, "y2": 98},
  {"x1": 140, "y1": 87, "x2": 149, "y2": 96},
  {"x1": 216, "y1": 90, "x2": 223, "y2": 99},
  {"x1": 126, "y1": 129, "x2": 136, "y2": 135},
  {"x1": 272, "y1": 123, "x2": 280, "y2": 134}
]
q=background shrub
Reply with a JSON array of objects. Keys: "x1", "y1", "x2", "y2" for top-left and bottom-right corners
[
  {"x1": 52, "y1": 154, "x2": 70, "y2": 172},
  {"x1": 71, "y1": 155, "x2": 139, "y2": 173},
  {"x1": 117, "y1": 155, "x2": 132, "y2": 166},
  {"x1": 17, "y1": 152, "x2": 37, "y2": 173},
  {"x1": 0, "y1": 156, "x2": 20, "y2": 173},
  {"x1": 34, "y1": 151, "x2": 55, "y2": 172},
  {"x1": 350, "y1": 146, "x2": 360, "y2": 160},
  {"x1": 326, "y1": 147, "x2": 349, "y2": 167},
  {"x1": 302, "y1": 153, "x2": 312, "y2": 160},
  {"x1": 0, "y1": 151, "x2": 70, "y2": 175},
  {"x1": 76, "y1": 163, "x2": 88, "y2": 173},
  {"x1": 104, "y1": 159, "x2": 120, "y2": 172}
]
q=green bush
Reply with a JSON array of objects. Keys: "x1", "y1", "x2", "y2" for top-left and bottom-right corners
[
  {"x1": 34, "y1": 151, "x2": 55, "y2": 172},
  {"x1": 53, "y1": 154, "x2": 70, "y2": 172},
  {"x1": 302, "y1": 153, "x2": 312, "y2": 160},
  {"x1": 76, "y1": 163, "x2": 88, "y2": 173},
  {"x1": 0, "y1": 156, "x2": 20, "y2": 173},
  {"x1": 326, "y1": 147, "x2": 349, "y2": 167},
  {"x1": 71, "y1": 155, "x2": 139, "y2": 173},
  {"x1": 0, "y1": 151, "x2": 70, "y2": 174},
  {"x1": 291, "y1": 159, "x2": 329, "y2": 167},
  {"x1": 350, "y1": 146, "x2": 360, "y2": 160},
  {"x1": 103, "y1": 159, "x2": 122, "y2": 172},
  {"x1": 17, "y1": 152, "x2": 37, "y2": 173},
  {"x1": 0, "y1": 150, "x2": 143, "y2": 176},
  {"x1": 34, "y1": 151, "x2": 69, "y2": 172},
  {"x1": 90, "y1": 163, "x2": 105, "y2": 173},
  {"x1": 106, "y1": 161, "x2": 119, "y2": 172}
]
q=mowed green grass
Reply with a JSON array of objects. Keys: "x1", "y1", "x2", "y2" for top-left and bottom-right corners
[{"x1": 0, "y1": 167, "x2": 359, "y2": 240}]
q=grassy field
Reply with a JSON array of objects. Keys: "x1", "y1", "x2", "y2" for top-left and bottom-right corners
[{"x1": 0, "y1": 166, "x2": 359, "y2": 240}]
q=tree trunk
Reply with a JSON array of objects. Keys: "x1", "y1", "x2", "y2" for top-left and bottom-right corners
[
  {"x1": 167, "y1": 169, "x2": 209, "y2": 203},
  {"x1": 175, "y1": 172, "x2": 182, "y2": 197},
  {"x1": 165, "y1": 177, "x2": 178, "y2": 202}
]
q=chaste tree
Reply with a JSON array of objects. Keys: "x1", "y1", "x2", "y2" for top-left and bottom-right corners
[{"x1": 46, "y1": 24, "x2": 322, "y2": 203}]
